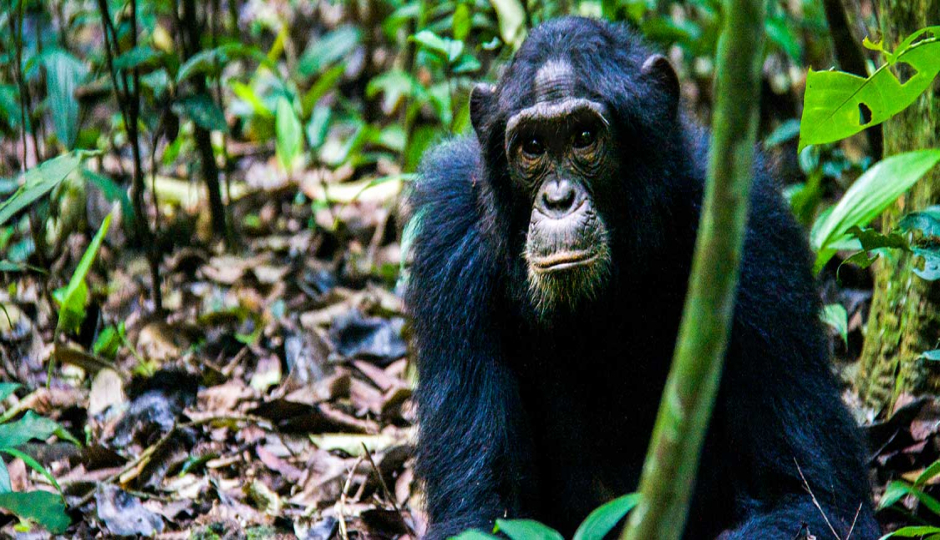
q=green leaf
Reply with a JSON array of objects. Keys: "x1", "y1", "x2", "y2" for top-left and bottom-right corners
[
  {"x1": 0, "y1": 152, "x2": 84, "y2": 227},
  {"x1": 411, "y1": 30, "x2": 465, "y2": 64},
  {"x1": 0, "y1": 411, "x2": 72, "y2": 448},
  {"x1": 494, "y1": 519, "x2": 564, "y2": 540},
  {"x1": 811, "y1": 149, "x2": 940, "y2": 273},
  {"x1": 0, "y1": 490, "x2": 70, "y2": 533},
  {"x1": 899, "y1": 206, "x2": 940, "y2": 237},
  {"x1": 56, "y1": 212, "x2": 113, "y2": 334},
  {"x1": 847, "y1": 226, "x2": 910, "y2": 251},
  {"x1": 820, "y1": 304, "x2": 848, "y2": 346},
  {"x1": 231, "y1": 82, "x2": 273, "y2": 118},
  {"x1": 449, "y1": 531, "x2": 501, "y2": 540},
  {"x1": 174, "y1": 93, "x2": 229, "y2": 133},
  {"x1": 453, "y1": 3, "x2": 472, "y2": 41},
  {"x1": 915, "y1": 460, "x2": 940, "y2": 488},
  {"x1": 798, "y1": 28, "x2": 940, "y2": 152},
  {"x1": 879, "y1": 526, "x2": 940, "y2": 539},
  {"x1": 275, "y1": 97, "x2": 304, "y2": 172},
  {"x1": 297, "y1": 26, "x2": 362, "y2": 78},
  {"x1": 113, "y1": 45, "x2": 162, "y2": 72},
  {"x1": 0, "y1": 383, "x2": 20, "y2": 402},
  {"x1": 763, "y1": 119, "x2": 800, "y2": 149},
  {"x1": 573, "y1": 493, "x2": 640, "y2": 540},
  {"x1": 40, "y1": 50, "x2": 88, "y2": 149},
  {"x1": 93, "y1": 325, "x2": 121, "y2": 358},
  {"x1": 489, "y1": 0, "x2": 527, "y2": 50},
  {"x1": 301, "y1": 63, "x2": 346, "y2": 115}
]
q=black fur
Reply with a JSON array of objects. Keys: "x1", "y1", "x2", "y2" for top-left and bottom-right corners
[{"x1": 406, "y1": 17, "x2": 877, "y2": 540}]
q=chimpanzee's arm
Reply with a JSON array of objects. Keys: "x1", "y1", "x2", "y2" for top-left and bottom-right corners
[{"x1": 407, "y1": 138, "x2": 529, "y2": 540}]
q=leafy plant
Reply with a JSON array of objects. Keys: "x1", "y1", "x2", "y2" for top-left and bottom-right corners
[
  {"x1": 799, "y1": 26, "x2": 940, "y2": 152},
  {"x1": 878, "y1": 458, "x2": 940, "y2": 539},
  {"x1": 54, "y1": 211, "x2": 114, "y2": 335},
  {"x1": 810, "y1": 150, "x2": 940, "y2": 273},
  {"x1": 0, "y1": 383, "x2": 77, "y2": 533},
  {"x1": 450, "y1": 493, "x2": 640, "y2": 540}
]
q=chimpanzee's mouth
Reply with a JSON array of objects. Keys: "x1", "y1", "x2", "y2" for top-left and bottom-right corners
[{"x1": 530, "y1": 250, "x2": 598, "y2": 272}]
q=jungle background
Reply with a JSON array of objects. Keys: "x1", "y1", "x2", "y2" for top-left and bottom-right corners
[{"x1": 0, "y1": 0, "x2": 938, "y2": 538}]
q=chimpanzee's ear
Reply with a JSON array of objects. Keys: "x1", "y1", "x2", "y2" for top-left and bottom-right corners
[
  {"x1": 470, "y1": 83, "x2": 496, "y2": 138},
  {"x1": 642, "y1": 54, "x2": 680, "y2": 113}
]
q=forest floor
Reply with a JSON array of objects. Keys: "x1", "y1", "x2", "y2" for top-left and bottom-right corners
[{"x1": 3, "y1": 164, "x2": 939, "y2": 538}]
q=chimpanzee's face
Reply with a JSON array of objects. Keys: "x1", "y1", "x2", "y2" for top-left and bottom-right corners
[{"x1": 503, "y1": 59, "x2": 615, "y2": 316}]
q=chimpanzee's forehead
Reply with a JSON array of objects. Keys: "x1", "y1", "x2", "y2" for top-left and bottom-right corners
[
  {"x1": 533, "y1": 60, "x2": 577, "y2": 103},
  {"x1": 502, "y1": 56, "x2": 597, "y2": 110}
]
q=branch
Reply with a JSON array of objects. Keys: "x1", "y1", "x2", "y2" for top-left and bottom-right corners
[{"x1": 620, "y1": 1, "x2": 767, "y2": 538}]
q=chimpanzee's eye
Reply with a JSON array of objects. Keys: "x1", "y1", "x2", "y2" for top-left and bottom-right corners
[
  {"x1": 521, "y1": 137, "x2": 544, "y2": 157},
  {"x1": 573, "y1": 129, "x2": 596, "y2": 149}
]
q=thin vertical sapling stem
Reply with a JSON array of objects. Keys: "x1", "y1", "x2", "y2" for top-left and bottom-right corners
[
  {"x1": 620, "y1": 1, "x2": 767, "y2": 539},
  {"x1": 96, "y1": 0, "x2": 163, "y2": 312}
]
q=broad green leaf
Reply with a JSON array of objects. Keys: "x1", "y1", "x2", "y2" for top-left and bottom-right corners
[
  {"x1": 0, "y1": 383, "x2": 20, "y2": 402},
  {"x1": 900, "y1": 206, "x2": 940, "y2": 237},
  {"x1": 411, "y1": 31, "x2": 464, "y2": 64},
  {"x1": 306, "y1": 106, "x2": 333, "y2": 150},
  {"x1": 301, "y1": 63, "x2": 346, "y2": 115},
  {"x1": 880, "y1": 526, "x2": 940, "y2": 539},
  {"x1": 297, "y1": 26, "x2": 362, "y2": 78},
  {"x1": 173, "y1": 93, "x2": 229, "y2": 133},
  {"x1": 573, "y1": 493, "x2": 640, "y2": 540},
  {"x1": 763, "y1": 119, "x2": 800, "y2": 149},
  {"x1": 0, "y1": 152, "x2": 83, "y2": 227},
  {"x1": 811, "y1": 150, "x2": 940, "y2": 273},
  {"x1": 489, "y1": 0, "x2": 527, "y2": 50},
  {"x1": 0, "y1": 490, "x2": 70, "y2": 533},
  {"x1": 275, "y1": 97, "x2": 303, "y2": 172},
  {"x1": 915, "y1": 460, "x2": 940, "y2": 488},
  {"x1": 40, "y1": 50, "x2": 88, "y2": 149},
  {"x1": 113, "y1": 45, "x2": 162, "y2": 72},
  {"x1": 799, "y1": 27, "x2": 940, "y2": 152},
  {"x1": 879, "y1": 480, "x2": 911, "y2": 510},
  {"x1": 0, "y1": 410, "x2": 74, "y2": 448},
  {"x1": 56, "y1": 212, "x2": 113, "y2": 334},
  {"x1": 820, "y1": 304, "x2": 848, "y2": 346},
  {"x1": 449, "y1": 531, "x2": 501, "y2": 540},
  {"x1": 879, "y1": 479, "x2": 940, "y2": 516},
  {"x1": 494, "y1": 519, "x2": 564, "y2": 540}
]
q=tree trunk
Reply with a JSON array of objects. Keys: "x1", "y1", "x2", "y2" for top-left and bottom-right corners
[{"x1": 856, "y1": 0, "x2": 940, "y2": 412}]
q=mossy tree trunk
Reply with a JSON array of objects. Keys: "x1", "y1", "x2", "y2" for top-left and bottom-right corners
[{"x1": 856, "y1": 0, "x2": 940, "y2": 411}]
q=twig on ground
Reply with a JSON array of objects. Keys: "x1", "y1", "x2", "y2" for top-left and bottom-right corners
[{"x1": 794, "y1": 458, "x2": 842, "y2": 540}]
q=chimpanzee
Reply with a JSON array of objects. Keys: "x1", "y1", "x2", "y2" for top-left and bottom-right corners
[{"x1": 405, "y1": 16, "x2": 878, "y2": 540}]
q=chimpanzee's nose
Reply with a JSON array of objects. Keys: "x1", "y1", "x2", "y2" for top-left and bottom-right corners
[{"x1": 539, "y1": 178, "x2": 578, "y2": 217}]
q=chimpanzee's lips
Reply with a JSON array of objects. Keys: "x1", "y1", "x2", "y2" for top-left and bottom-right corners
[{"x1": 530, "y1": 250, "x2": 598, "y2": 272}]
